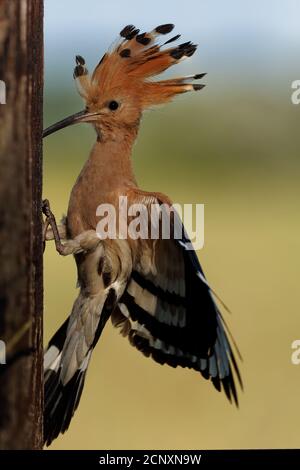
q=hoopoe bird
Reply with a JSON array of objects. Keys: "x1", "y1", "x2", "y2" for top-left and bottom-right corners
[{"x1": 43, "y1": 23, "x2": 242, "y2": 446}]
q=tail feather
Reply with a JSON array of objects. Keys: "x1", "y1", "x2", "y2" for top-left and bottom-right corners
[
  {"x1": 44, "y1": 359, "x2": 89, "y2": 444},
  {"x1": 43, "y1": 294, "x2": 112, "y2": 446},
  {"x1": 44, "y1": 331, "x2": 93, "y2": 446}
]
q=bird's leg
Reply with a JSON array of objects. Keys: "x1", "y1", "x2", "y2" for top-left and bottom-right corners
[
  {"x1": 43, "y1": 216, "x2": 51, "y2": 244},
  {"x1": 43, "y1": 214, "x2": 67, "y2": 242},
  {"x1": 42, "y1": 199, "x2": 83, "y2": 256},
  {"x1": 42, "y1": 199, "x2": 69, "y2": 255},
  {"x1": 42, "y1": 199, "x2": 101, "y2": 256}
]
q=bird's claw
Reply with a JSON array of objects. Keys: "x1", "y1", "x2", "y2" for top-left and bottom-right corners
[{"x1": 42, "y1": 199, "x2": 52, "y2": 218}]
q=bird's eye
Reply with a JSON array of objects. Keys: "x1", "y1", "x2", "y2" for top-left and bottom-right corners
[{"x1": 108, "y1": 100, "x2": 119, "y2": 111}]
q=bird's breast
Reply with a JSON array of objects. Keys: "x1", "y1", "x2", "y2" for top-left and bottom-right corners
[{"x1": 67, "y1": 180, "x2": 132, "y2": 239}]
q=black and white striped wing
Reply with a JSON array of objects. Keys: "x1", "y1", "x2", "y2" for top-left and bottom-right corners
[{"x1": 112, "y1": 194, "x2": 242, "y2": 404}]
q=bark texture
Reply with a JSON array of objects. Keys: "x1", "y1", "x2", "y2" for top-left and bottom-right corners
[{"x1": 0, "y1": 0, "x2": 43, "y2": 449}]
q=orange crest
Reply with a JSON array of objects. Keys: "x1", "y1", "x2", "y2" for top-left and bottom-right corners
[{"x1": 73, "y1": 24, "x2": 206, "y2": 109}]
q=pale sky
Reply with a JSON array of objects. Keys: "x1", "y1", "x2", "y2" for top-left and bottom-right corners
[{"x1": 44, "y1": 0, "x2": 300, "y2": 89}]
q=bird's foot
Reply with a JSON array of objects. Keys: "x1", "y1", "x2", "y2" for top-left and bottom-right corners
[{"x1": 42, "y1": 199, "x2": 67, "y2": 255}]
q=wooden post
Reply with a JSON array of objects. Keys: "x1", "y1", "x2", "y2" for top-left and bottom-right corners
[{"x1": 0, "y1": 0, "x2": 43, "y2": 449}]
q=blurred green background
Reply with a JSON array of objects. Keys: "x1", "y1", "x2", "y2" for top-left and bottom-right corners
[{"x1": 44, "y1": 0, "x2": 300, "y2": 449}]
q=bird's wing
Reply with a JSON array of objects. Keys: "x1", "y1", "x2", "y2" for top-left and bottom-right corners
[{"x1": 111, "y1": 188, "x2": 242, "y2": 404}]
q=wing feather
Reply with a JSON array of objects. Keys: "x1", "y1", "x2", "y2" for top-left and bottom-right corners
[{"x1": 111, "y1": 188, "x2": 242, "y2": 403}]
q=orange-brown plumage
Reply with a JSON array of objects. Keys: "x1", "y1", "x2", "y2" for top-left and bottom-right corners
[
  {"x1": 74, "y1": 23, "x2": 205, "y2": 113},
  {"x1": 67, "y1": 24, "x2": 207, "y2": 236},
  {"x1": 43, "y1": 24, "x2": 241, "y2": 447}
]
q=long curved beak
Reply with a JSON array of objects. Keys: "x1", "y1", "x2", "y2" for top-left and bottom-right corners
[{"x1": 43, "y1": 110, "x2": 100, "y2": 138}]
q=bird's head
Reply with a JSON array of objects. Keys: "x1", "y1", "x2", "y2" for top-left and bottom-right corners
[{"x1": 44, "y1": 24, "x2": 206, "y2": 141}]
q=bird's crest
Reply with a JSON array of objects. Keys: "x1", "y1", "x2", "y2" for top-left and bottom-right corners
[{"x1": 73, "y1": 24, "x2": 206, "y2": 109}]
